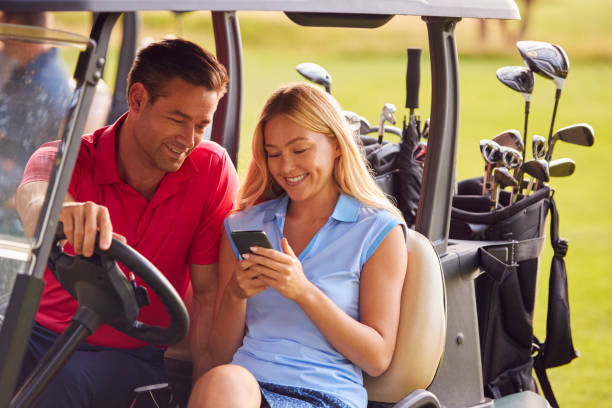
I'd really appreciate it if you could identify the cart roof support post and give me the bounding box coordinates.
[211,11,243,167]
[107,12,140,124]
[416,17,461,256]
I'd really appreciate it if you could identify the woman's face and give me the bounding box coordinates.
[264,114,340,204]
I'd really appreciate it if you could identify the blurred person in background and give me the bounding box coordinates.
[0,11,111,236]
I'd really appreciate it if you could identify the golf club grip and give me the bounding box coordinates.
[405,48,421,109]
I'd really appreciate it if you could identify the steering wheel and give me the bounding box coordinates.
[47,223,189,346]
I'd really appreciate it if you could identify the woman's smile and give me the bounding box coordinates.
[264,114,339,205]
[284,174,307,185]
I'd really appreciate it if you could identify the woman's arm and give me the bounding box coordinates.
[208,232,269,368]
[248,224,407,377]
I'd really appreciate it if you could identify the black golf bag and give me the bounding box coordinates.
[450,177,578,407]
[359,117,423,228]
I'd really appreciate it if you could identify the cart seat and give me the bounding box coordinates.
[364,229,446,405]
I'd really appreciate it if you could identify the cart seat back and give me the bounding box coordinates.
[364,229,446,403]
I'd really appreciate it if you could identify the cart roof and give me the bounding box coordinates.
[1,0,520,20]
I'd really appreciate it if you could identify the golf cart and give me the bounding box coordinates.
[0,1,560,407]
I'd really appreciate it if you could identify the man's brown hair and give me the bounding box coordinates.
[127,38,228,103]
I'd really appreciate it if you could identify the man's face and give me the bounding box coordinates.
[133,77,220,173]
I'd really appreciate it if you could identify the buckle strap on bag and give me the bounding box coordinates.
[553,238,568,258]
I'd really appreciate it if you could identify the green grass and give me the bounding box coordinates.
[50,3,612,406]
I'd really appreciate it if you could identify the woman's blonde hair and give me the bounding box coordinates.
[238,82,404,222]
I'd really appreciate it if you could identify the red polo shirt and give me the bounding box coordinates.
[20,113,239,348]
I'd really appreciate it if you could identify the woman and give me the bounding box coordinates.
[189,83,407,408]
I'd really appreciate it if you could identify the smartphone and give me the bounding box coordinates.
[230,230,273,258]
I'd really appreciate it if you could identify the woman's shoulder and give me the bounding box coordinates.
[355,200,400,226]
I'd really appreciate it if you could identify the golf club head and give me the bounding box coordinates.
[494,167,519,188]
[493,129,524,152]
[516,41,569,90]
[548,123,595,160]
[556,123,595,146]
[359,116,371,134]
[377,103,397,144]
[532,134,548,160]
[296,62,332,93]
[524,158,550,183]
[381,103,397,125]
[480,139,503,164]
[500,146,523,170]
[343,110,361,135]
[549,158,576,177]
[496,66,534,101]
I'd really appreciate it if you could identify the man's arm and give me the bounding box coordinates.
[15,180,51,238]
[15,181,115,255]
[189,263,218,381]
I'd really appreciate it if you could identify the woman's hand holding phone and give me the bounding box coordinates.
[243,238,314,303]
[229,230,273,299]
[228,256,270,299]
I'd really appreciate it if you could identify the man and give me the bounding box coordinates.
[15,38,238,407]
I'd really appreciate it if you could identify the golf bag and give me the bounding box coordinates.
[359,119,423,228]
[450,177,578,408]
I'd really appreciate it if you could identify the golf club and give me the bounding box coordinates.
[296,62,332,93]
[549,158,576,178]
[493,129,524,153]
[516,41,569,149]
[492,167,519,209]
[480,139,503,196]
[496,66,534,161]
[378,103,397,145]
[343,110,361,138]
[514,159,550,201]
[359,115,371,135]
[532,134,548,160]
[546,123,594,161]
[500,146,523,171]
[526,159,550,196]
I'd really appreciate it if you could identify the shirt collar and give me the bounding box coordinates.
[263,193,361,223]
[93,113,126,185]
[331,194,361,222]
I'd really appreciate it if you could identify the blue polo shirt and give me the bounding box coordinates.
[224,194,402,408]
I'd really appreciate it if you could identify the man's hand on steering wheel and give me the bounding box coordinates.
[59,201,126,257]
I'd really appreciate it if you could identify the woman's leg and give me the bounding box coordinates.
[188,364,261,408]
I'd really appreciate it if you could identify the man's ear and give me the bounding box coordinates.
[128,82,148,113]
